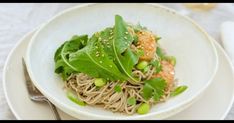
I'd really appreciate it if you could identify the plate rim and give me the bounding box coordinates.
[2,27,234,120]
[210,36,234,119]
[25,3,220,119]
[2,27,39,120]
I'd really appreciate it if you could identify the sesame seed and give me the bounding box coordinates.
[99,61,103,64]
[98,37,102,40]
[102,54,105,57]
[95,46,98,49]
[124,37,127,40]
[125,42,128,45]
[110,32,113,35]
[125,32,129,35]
[109,65,113,68]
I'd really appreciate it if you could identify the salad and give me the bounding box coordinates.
[54,15,187,115]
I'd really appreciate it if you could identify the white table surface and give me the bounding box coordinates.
[0,3,234,120]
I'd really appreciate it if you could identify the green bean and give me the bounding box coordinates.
[137,103,150,114]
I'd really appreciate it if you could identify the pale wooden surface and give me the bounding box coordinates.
[0,3,233,120]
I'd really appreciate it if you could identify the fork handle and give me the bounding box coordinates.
[44,99,61,120]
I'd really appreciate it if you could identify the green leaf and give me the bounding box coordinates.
[163,56,176,66]
[97,15,139,83]
[128,23,147,33]
[64,35,88,53]
[55,59,75,80]
[170,86,188,97]
[111,15,139,83]
[156,47,166,59]
[127,97,136,105]
[98,27,114,58]
[142,78,167,101]
[133,34,139,45]
[114,84,122,93]
[69,35,127,81]
[54,35,88,80]
[136,49,144,57]
[54,43,65,62]
[150,60,162,74]
[156,37,161,41]
[54,15,140,82]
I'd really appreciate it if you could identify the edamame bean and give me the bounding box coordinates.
[137,103,150,114]
[94,78,106,87]
[136,61,148,70]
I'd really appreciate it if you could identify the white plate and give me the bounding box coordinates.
[25,3,218,119]
[2,29,234,120]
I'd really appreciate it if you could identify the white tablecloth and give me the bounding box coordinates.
[0,3,234,120]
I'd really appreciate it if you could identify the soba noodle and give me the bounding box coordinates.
[65,65,176,115]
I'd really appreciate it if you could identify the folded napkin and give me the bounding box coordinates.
[221,21,234,64]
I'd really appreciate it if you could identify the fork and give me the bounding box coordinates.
[22,58,61,120]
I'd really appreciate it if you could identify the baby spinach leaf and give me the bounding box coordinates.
[54,15,140,82]
[55,59,75,80]
[98,27,114,58]
[63,35,88,53]
[142,77,166,101]
[54,43,65,62]
[68,34,127,81]
[96,15,139,83]
[111,15,139,83]
[54,35,88,80]
[170,86,188,97]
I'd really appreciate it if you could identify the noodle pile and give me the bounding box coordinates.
[65,64,177,115]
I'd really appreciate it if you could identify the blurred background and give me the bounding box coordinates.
[0,3,234,120]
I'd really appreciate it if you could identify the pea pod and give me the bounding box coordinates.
[170,86,188,97]
[67,91,86,106]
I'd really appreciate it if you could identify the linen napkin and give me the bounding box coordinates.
[221,21,234,64]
